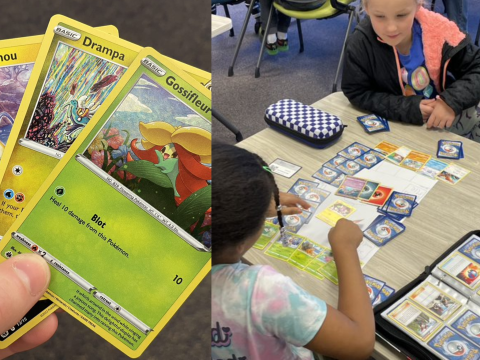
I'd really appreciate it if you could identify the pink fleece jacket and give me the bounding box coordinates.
[415,6,466,92]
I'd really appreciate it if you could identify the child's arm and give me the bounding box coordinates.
[440,42,480,116]
[342,33,424,125]
[266,192,311,216]
[426,97,456,129]
[304,219,375,360]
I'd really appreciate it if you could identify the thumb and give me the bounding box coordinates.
[0,254,50,333]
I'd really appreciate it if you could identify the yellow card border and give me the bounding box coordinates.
[409,280,463,322]
[0,15,140,189]
[387,300,443,342]
[439,252,480,290]
[0,301,57,349]
[435,162,471,186]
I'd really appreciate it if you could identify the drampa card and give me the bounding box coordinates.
[0,27,119,163]
[0,16,141,238]
[0,48,211,358]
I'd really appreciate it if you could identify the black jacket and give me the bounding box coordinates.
[341,10,480,125]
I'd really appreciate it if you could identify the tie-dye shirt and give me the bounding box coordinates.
[212,262,327,360]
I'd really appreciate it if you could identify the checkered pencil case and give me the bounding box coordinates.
[265,99,345,148]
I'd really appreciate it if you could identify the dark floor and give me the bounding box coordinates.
[0,1,211,359]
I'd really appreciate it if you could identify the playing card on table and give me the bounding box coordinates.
[364,215,405,246]
[358,180,380,201]
[419,159,449,179]
[374,141,399,157]
[288,179,319,196]
[384,191,417,217]
[335,176,367,199]
[437,140,464,160]
[357,114,390,133]
[436,163,470,185]
[386,146,411,165]
[362,185,393,206]
[372,285,395,307]
[354,150,384,169]
[337,142,371,160]
[336,160,365,176]
[330,173,346,188]
[364,274,386,305]
[312,166,342,183]
[323,155,348,170]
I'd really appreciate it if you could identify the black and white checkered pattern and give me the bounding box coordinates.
[266,99,343,139]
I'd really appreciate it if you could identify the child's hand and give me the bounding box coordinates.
[0,254,58,360]
[420,99,435,121]
[426,98,456,129]
[328,219,363,252]
[266,192,311,217]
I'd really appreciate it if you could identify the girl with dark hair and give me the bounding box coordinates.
[212,143,375,360]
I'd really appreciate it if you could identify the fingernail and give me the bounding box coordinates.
[13,254,50,296]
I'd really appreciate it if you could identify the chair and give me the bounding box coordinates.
[212,109,244,142]
[212,0,245,37]
[228,0,357,92]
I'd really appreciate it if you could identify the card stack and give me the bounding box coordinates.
[364,215,406,247]
[377,191,418,221]
[365,274,395,307]
[437,140,464,160]
[357,114,390,133]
